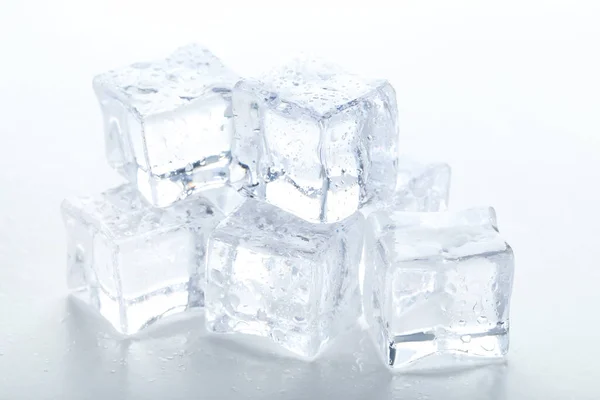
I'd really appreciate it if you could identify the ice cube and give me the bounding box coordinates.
[231,57,398,223]
[61,184,224,335]
[205,198,364,358]
[364,207,514,368]
[393,158,451,212]
[361,158,451,217]
[93,44,240,207]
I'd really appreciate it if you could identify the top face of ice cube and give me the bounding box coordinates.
[62,184,219,241]
[237,57,387,117]
[212,199,353,258]
[93,44,239,117]
[369,208,509,262]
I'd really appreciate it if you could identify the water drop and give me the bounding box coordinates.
[132,62,151,69]
[477,316,488,324]
[461,335,472,343]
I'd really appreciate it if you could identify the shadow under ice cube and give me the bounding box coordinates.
[93,44,239,207]
[231,57,398,223]
[61,184,224,335]
[205,199,364,358]
[364,208,514,368]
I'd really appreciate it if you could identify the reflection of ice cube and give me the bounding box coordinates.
[364,207,514,368]
[93,44,239,207]
[393,364,508,398]
[231,57,398,223]
[61,184,224,335]
[205,199,364,358]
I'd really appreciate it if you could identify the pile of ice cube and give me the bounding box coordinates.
[62,44,514,369]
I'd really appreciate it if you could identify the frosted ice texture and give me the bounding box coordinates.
[231,57,398,223]
[205,199,364,358]
[93,44,239,207]
[364,208,514,368]
[61,184,224,335]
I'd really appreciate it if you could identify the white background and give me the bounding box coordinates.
[1,1,599,399]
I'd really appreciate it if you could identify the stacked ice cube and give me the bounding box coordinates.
[62,44,514,369]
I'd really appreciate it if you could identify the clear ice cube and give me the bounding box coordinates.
[93,44,240,207]
[364,208,514,368]
[231,57,399,223]
[394,158,451,212]
[205,198,364,358]
[61,184,224,335]
[361,158,451,216]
